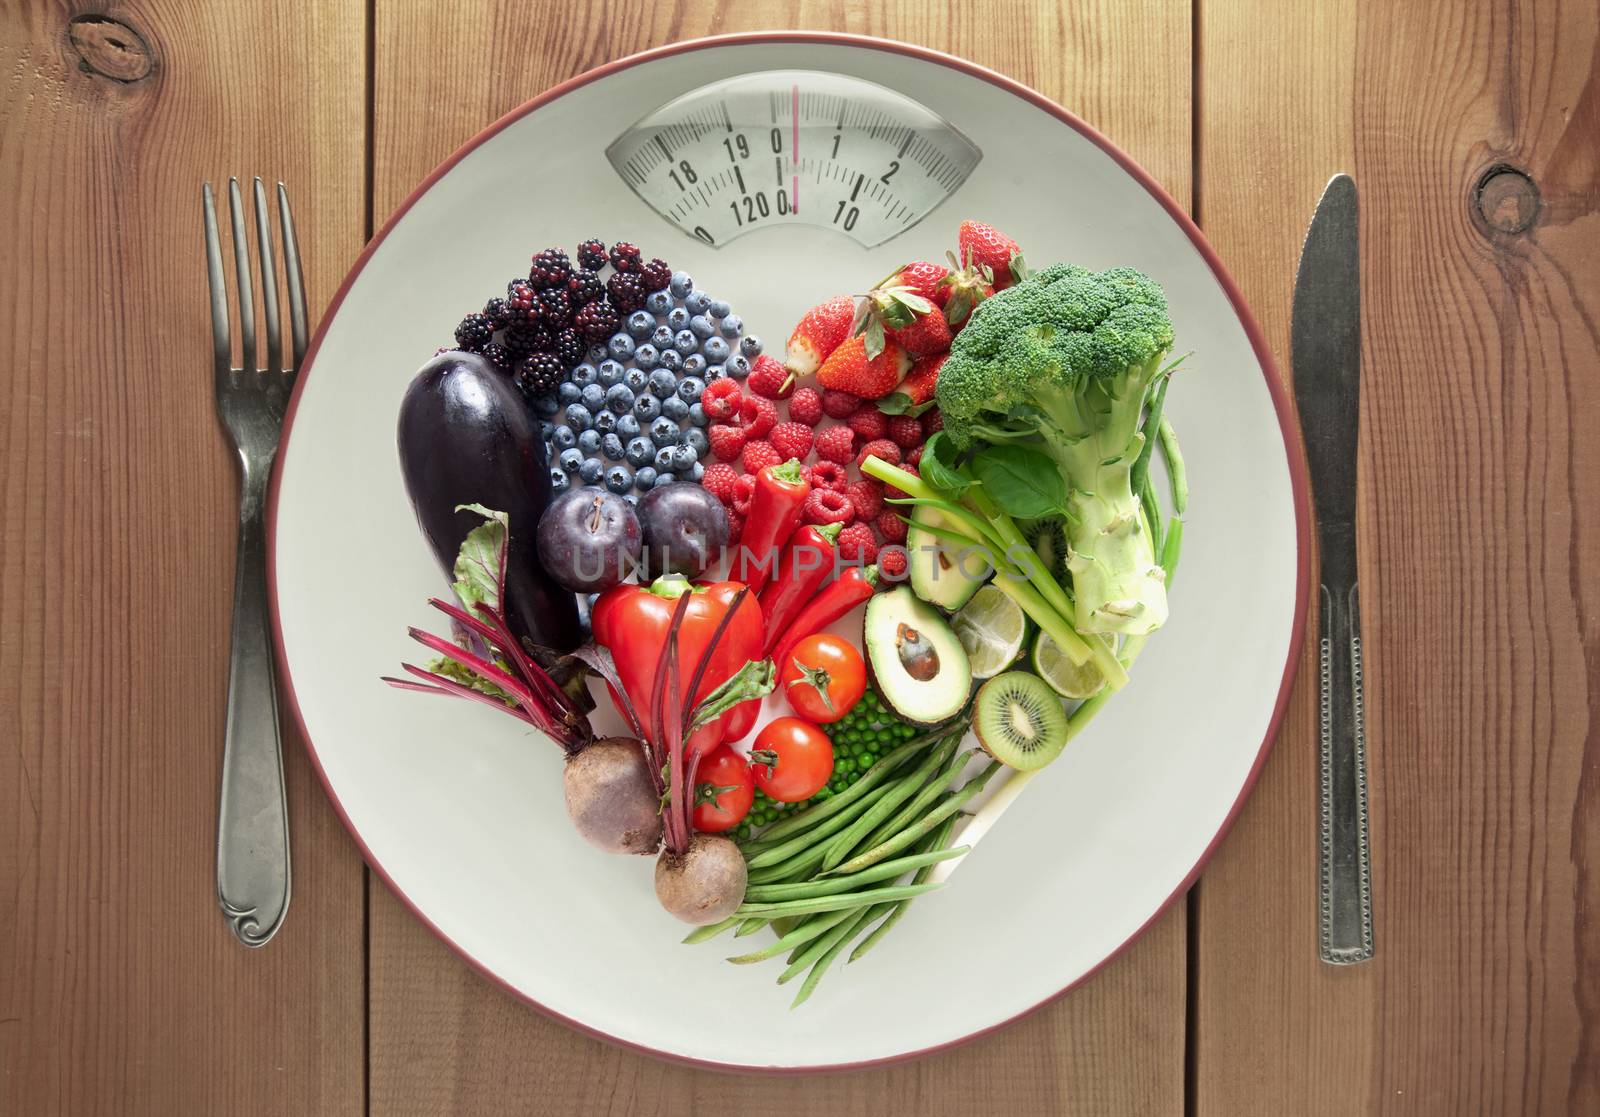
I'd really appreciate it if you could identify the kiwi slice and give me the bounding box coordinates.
[973,671,1070,771]
[1021,515,1071,586]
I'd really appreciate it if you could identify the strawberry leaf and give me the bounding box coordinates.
[864,315,887,359]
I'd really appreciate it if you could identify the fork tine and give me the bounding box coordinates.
[202,183,232,378]
[227,178,257,373]
[277,183,308,373]
[253,178,282,375]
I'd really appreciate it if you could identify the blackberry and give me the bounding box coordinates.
[553,328,585,369]
[567,268,604,308]
[515,353,564,399]
[505,279,541,325]
[538,287,572,323]
[481,341,513,370]
[576,238,608,270]
[503,323,554,357]
[639,257,672,293]
[482,296,510,326]
[529,247,572,289]
[606,271,646,313]
[453,313,495,352]
[608,241,642,273]
[574,299,620,342]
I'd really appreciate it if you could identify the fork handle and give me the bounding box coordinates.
[216,457,291,946]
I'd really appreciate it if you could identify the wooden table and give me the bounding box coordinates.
[3,1,1596,1112]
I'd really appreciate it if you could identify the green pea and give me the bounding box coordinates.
[859,752,876,767]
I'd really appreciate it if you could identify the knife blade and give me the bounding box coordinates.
[1292,173,1374,964]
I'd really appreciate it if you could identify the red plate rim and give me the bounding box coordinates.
[266,30,1311,1075]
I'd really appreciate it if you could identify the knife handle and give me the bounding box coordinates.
[1317,582,1374,964]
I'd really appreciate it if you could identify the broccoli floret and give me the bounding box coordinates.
[935,265,1177,636]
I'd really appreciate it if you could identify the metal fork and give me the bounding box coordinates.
[203,177,306,947]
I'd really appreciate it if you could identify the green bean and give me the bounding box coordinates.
[680,916,741,945]
[734,916,769,937]
[725,907,857,964]
[744,840,830,885]
[821,760,1000,877]
[735,881,944,919]
[849,817,958,963]
[749,729,950,844]
[742,845,969,903]
[744,779,900,869]
[777,904,876,985]
[856,745,971,855]
[1159,414,1187,514]
[819,736,959,870]
[792,906,885,1008]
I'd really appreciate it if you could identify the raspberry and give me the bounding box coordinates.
[701,380,742,423]
[905,443,925,467]
[725,509,746,546]
[814,425,856,464]
[788,386,823,426]
[640,257,673,293]
[921,408,943,437]
[747,354,794,400]
[805,461,848,493]
[885,464,919,501]
[738,396,777,439]
[855,438,901,470]
[769,421,813,460]
[846,407,887,442]
[741,440,781,475]
[821,389,861,419]
[803,488,853,526]
[730,475,756,517]
[877,545,909,580]
[876,509,908,543]
[708,423,747,462]
[887,414,924,449]
[846,478,885,521]
[701,462,740,505]
[837,522,878,563]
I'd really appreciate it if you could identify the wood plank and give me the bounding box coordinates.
[1194,0,1600,1112]
[0,3,368,1114]
[367,2,1191,1112]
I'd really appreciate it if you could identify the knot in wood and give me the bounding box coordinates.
[68,15,154,83]
[1473,164,1539,236]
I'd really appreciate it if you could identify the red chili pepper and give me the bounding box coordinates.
[758,522,843,654]
[770,564,879,677]
[733,459,809,594]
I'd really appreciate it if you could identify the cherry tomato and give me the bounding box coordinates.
[780,633,867,724]
[750,717,835,802]
[692,746,754,833]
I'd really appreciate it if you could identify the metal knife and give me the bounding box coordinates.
[1292,173,1373,964]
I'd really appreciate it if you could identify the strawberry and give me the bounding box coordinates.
[836,522,878,563]
[821,389,861,419]
[846,478,885,521]
[803,488,853,526]
[880,353,945,415]
[738,395,777,438]
[701,379,742,423]
[855,438,901,470]
[921,408,943,437]
[814,425,856,464]
[769,421,814,461]
[846,407,887,442]
[937,260,995,327]
[891,260,953,306]
[888,306,951,359]
[816,335,912,399]
[708,423,747,462]
[725,509,746,546]
[877,545,909,580]
[741,440,781,476]
[855,270,951,361]
[785,295,856,378]
[886,414,923,449]
[876,509,908,543]
[730,475,756,517]
[956,220,1024,290]
[805,461,848,493]
[787,386,823,426]
[747,354,795,400]
[700,462,740,505]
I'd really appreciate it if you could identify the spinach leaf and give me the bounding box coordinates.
[970,445,1066,519]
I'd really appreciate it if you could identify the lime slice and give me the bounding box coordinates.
[1031,628,1106,699]
[951,584,1027,678]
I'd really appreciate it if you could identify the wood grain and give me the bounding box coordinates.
[0,2,367,1114]
[366,2,1191,1112]
[1193,0,1600,1113]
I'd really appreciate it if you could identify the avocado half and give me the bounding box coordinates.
[863,585,974,726]
[906,505,987,611]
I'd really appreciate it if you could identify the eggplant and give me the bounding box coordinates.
[397,352,581,652]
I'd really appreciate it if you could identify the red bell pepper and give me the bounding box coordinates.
[733,459,809,594]
[770,564,879,678]
[591,574,764,757]
[758,522,843,654]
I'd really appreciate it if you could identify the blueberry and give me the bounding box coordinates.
[551,425,577,451]
[607,333,636,360]
[634,465,658,491]
[627,310,655,338]
[672,329,697,354]
[676,375,705,403]
[683,353,707,376]
[580,383,606,411]
[720,315,743,338]
[592,409,618,434]
[587,344,608,364]
[558,447,584,473]
[668,271,694,298]
[646,368,674,398]
[657,348,684,373]
[623,493,639,507]
[688,402,708,427]
[739,335,763,359]
[597,359,625,387]
[543,441,553,463]
[626,436,656,467]
[601,432,625,461]
[660,395,690,421]
[577,429,601,455]
[634,394,661,421]
[650,416,679,444]
[653,470,678,489]
[557,381,582,405]
[725,353,750,378]
[624,366,649,392]
[702,336,731,363]
[665,306,689,332]
[533,394,561,417]
[688,314,716,340]
[686,291,712,316]
[654,446,677,471]
[570,363,597,387]
[651,325,675,349]
[550,467,570,494]
[646,290,673,316]
[633,343,659,371]
[578,458,604,485]
[704,363,726,381]
[565,403,593,430]
[538,420,556,441]
[615,413,641,439]
[671,444,698,471]
[605,384,635,413]
[605,464,633,494]
[707,297,732,319]
[688,462,704,483]
[683,427,709,456]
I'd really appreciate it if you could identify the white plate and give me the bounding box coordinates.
[269,33,1308,1071]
